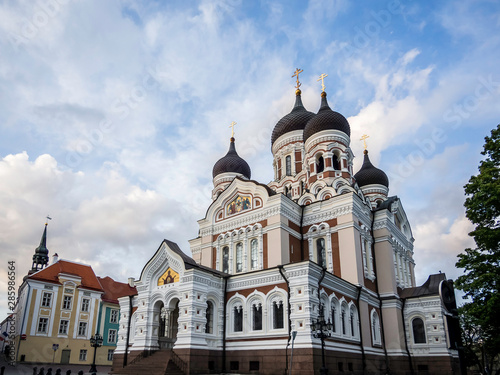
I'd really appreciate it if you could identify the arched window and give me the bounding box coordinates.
[331,299,339,333]
[371,310,381,345]
[316,238,326,268]
[235,243,243,273]
[350,306,359,338]
[332,154,340,170]
[285,155,292,176]
[273,301,284,329]
[206,301,214,334]
[222,246,229,273]
[234,305,243,332]
[250,239,258,270]
[252,303,262,330]
[317,155,324,173]
[350,311,355,337]
[412,318,426,344]
[341,307,346,335]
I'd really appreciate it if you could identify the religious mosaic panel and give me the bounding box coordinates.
[158,268,179,285]
[226,195,252,216]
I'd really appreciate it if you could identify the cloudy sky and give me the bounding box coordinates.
[1,0,499,319]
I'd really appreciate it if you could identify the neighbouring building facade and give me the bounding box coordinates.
[13,225,136,366]
[112,77,462,375]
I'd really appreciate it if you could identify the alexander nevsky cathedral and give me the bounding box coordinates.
[112,72,461,375]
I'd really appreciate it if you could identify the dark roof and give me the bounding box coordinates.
[354,150,389,188]
[212,138,251,179]
[98,276,137,304]
[303,92,351,142]
[271,91,315,146]
[400,273,446,299]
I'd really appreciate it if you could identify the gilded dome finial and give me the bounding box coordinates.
[292,68,303,95]
[360,134,370,152]
[317,73,328,93]
[229,121,237,138]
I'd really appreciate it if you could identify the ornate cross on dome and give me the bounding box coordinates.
[317,73,328,92]
[360,134,370,150]
[292,68,303,89]
[229,121,237,138]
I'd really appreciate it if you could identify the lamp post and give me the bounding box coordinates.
[312,303,332,375]
[89,332,103,375]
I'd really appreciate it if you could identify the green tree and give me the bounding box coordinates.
[456,124,500,375]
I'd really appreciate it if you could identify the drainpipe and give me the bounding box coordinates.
[16,283,31,363]
[401,298,415,375]
[356,285,366,374]
[123,295,133,367]
[222,276,228,373]
[300,205,305,260]
[278,266,291,375]
[370,211,390,373]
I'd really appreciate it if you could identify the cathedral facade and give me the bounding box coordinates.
[112,79,461,375]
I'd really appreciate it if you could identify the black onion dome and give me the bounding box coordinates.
[354,150,389,188]
[212,138,251,179]
[303,92,351,142]
[271,90,315,146]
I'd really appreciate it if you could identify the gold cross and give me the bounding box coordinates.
[229,121,237,138]
[360,134,370,150]
[317,73,328,92]
[292,68,303,89]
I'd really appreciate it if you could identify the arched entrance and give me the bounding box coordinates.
[158,298,179,349]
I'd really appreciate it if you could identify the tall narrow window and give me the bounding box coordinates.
[350,311,355,337]
[59,320,69,335]
[253,303,262,330]
[273,301,284,329]
[412,318,426,344]
[341,309,346,335]
[332,154,340,170]
[316,238,326,268]
[285,155,292,176]
[234,306,243,332]
[206,301,214,334]
[331,306,337,333]
[81,298,90,312]
[235,243,243,273]
[108,329,117,343]
[317,155,324,173]
[38,318,48,333]
[250,239,258,270]
[78,322,87,336]
[223,246,229,273]
[62,295,72,310]
[110,309,118,324]
[41,292,52,307]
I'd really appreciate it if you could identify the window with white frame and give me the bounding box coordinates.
[233,305,243,332]
[316,238,326,268]
[78,321,87,336]
[62,295,72,310]
[331,299,339,334]
[332,153,340,170]
[59,320,69,335]
[222,246,229,273]
[81,298,90,312]
[412,317,426,344]
[371,310,381,345]
[37,317,48,333]
[350,305,359,339]
[235,243,243,273]
[285,155,292,176]
[250,239,258,270]
[316,154,324,173]
[41,292,52,307]
[252,303,263,331]
[206,301,214,334]
[341,305,347,335]
[273,301,284,329]
[107,349,114,361]
[79,349,87,361]
[110,309,118,323]
[108,329,117,343]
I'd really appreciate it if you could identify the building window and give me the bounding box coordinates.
[81,298,90,312]
[285,155,292,176]
[412,318,426,344]
[234,306,243,332]
[273,301,284,329]
[108,329,117,343]
[59,320,69,335]
[62,295,72,310]
[316,238,326,268]
[41,292,52,307]
[252,303,262,331]
[250,239,258,270]
[372,311,381,345]
[284,185,292,198]
[37,317,48,333]
[331,303,338,333]
[79,349,87,361]
[341,308,346,335]
[110,309,118,324]
[222,246,229,273]
[316,155,324,173]
[107,349,114,361]
[78,322,87,336]
[206,301,214,334]
[235,243,243,273]
[332,154,340,170]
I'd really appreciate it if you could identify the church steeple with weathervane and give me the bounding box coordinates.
[30,216,51,273]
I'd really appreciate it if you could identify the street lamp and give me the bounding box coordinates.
[312,303,333,375]
[89,332,103,374]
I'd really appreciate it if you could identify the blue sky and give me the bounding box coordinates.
[1,0,499,319]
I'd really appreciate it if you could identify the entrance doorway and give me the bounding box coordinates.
[61,349,71,364]
[157,299,179,349]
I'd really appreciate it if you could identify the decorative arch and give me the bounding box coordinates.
[411,316,426,344]
[370,309,381,345]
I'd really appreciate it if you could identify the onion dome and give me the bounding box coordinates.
[354,150,389,188]
[271,89,315,146]
[212,137,251,179]
[303,92,351,142]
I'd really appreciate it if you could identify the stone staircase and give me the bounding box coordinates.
[113,350,185,375]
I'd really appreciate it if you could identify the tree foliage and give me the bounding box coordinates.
[456,124,500,374]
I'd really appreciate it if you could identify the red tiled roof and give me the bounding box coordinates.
[29,260,103,292]
[97,276,137,305]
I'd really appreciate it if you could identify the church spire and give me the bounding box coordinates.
[31,219,51,273]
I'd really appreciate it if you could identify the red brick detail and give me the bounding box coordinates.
[332,232,341,277]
